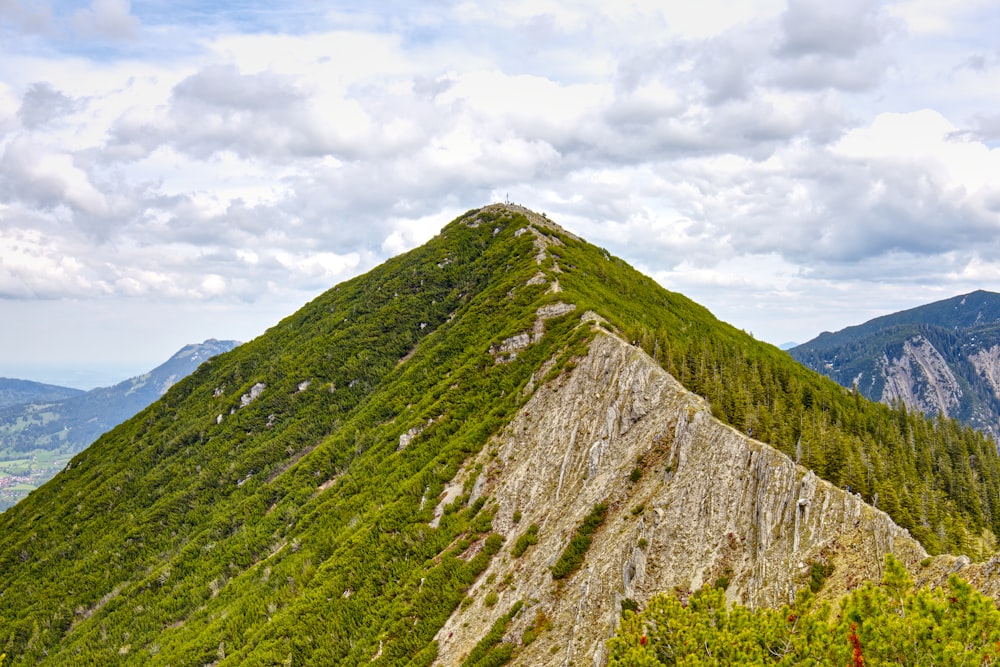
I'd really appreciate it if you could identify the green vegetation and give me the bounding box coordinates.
[551,502,608,580]
[1,205,999,665]
[608,555,1000,666]
[511,523,539,558]
[460,600,522,667]
[809,561,835,593]
[521,609,551,646]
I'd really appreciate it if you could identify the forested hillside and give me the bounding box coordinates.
[0,206,998,665]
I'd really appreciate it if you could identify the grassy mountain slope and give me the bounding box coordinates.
[790,291,1000,437]
[1,206,998,665]
[0,340,239,511]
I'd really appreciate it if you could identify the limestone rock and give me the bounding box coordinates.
[433,327,934,667]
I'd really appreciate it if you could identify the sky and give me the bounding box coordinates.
[1,1,999,388]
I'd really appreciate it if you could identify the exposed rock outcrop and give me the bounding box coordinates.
[434,325,956,667]
[970,344,1000,396]
[879,335,962,418]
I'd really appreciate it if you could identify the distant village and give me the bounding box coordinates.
[0,473,34,489]
[0,462,63,510]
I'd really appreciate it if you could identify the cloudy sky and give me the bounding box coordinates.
[1,0,999,388]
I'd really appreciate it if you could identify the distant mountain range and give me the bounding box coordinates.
[0,378,84,409]
[0,338,239,510]
[790,290,1000,439]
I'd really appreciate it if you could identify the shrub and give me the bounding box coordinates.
[808,561,834,593]
[551,503,608,580]
[511,524,539,558]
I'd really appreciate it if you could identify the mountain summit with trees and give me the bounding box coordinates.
[1,205,999,665]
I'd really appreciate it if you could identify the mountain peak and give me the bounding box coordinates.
[2,208,1000,664]
[472,202,581,241]
[166,338,242,364]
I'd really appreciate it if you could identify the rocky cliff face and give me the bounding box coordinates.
[970,345,1000,397]
[791,292,1000,440]
[432,320,989,667]
[879,335,962,418]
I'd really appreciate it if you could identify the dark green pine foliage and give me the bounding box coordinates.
[0,206,999,665]
[550,502,608,580]
[608,555,1000,665]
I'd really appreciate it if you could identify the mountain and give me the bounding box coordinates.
[1,205,999,666]
[0,378,83,409]
[789,290,1000,439]
[0,339,240,511]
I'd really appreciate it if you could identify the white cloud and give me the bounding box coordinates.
[200,273,226,296]
[274,250,362,286]
[0,225,94,298]
[0,136,109,215]
[72,0,139,39]
[1,0,1000,364]
[0,0,51,34]
[834,109,1000,193]
[885,0,993,35]
[381,209,459,255]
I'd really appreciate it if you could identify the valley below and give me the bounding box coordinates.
[0,451,72,510]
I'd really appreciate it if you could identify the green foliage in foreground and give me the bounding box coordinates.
[551,502,607,579]
[609,555,1000,666]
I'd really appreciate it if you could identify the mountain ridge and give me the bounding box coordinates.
[0,378,83,410]
[432,326,929,665]
[790,290,1000,438]
[1,205,999,665]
